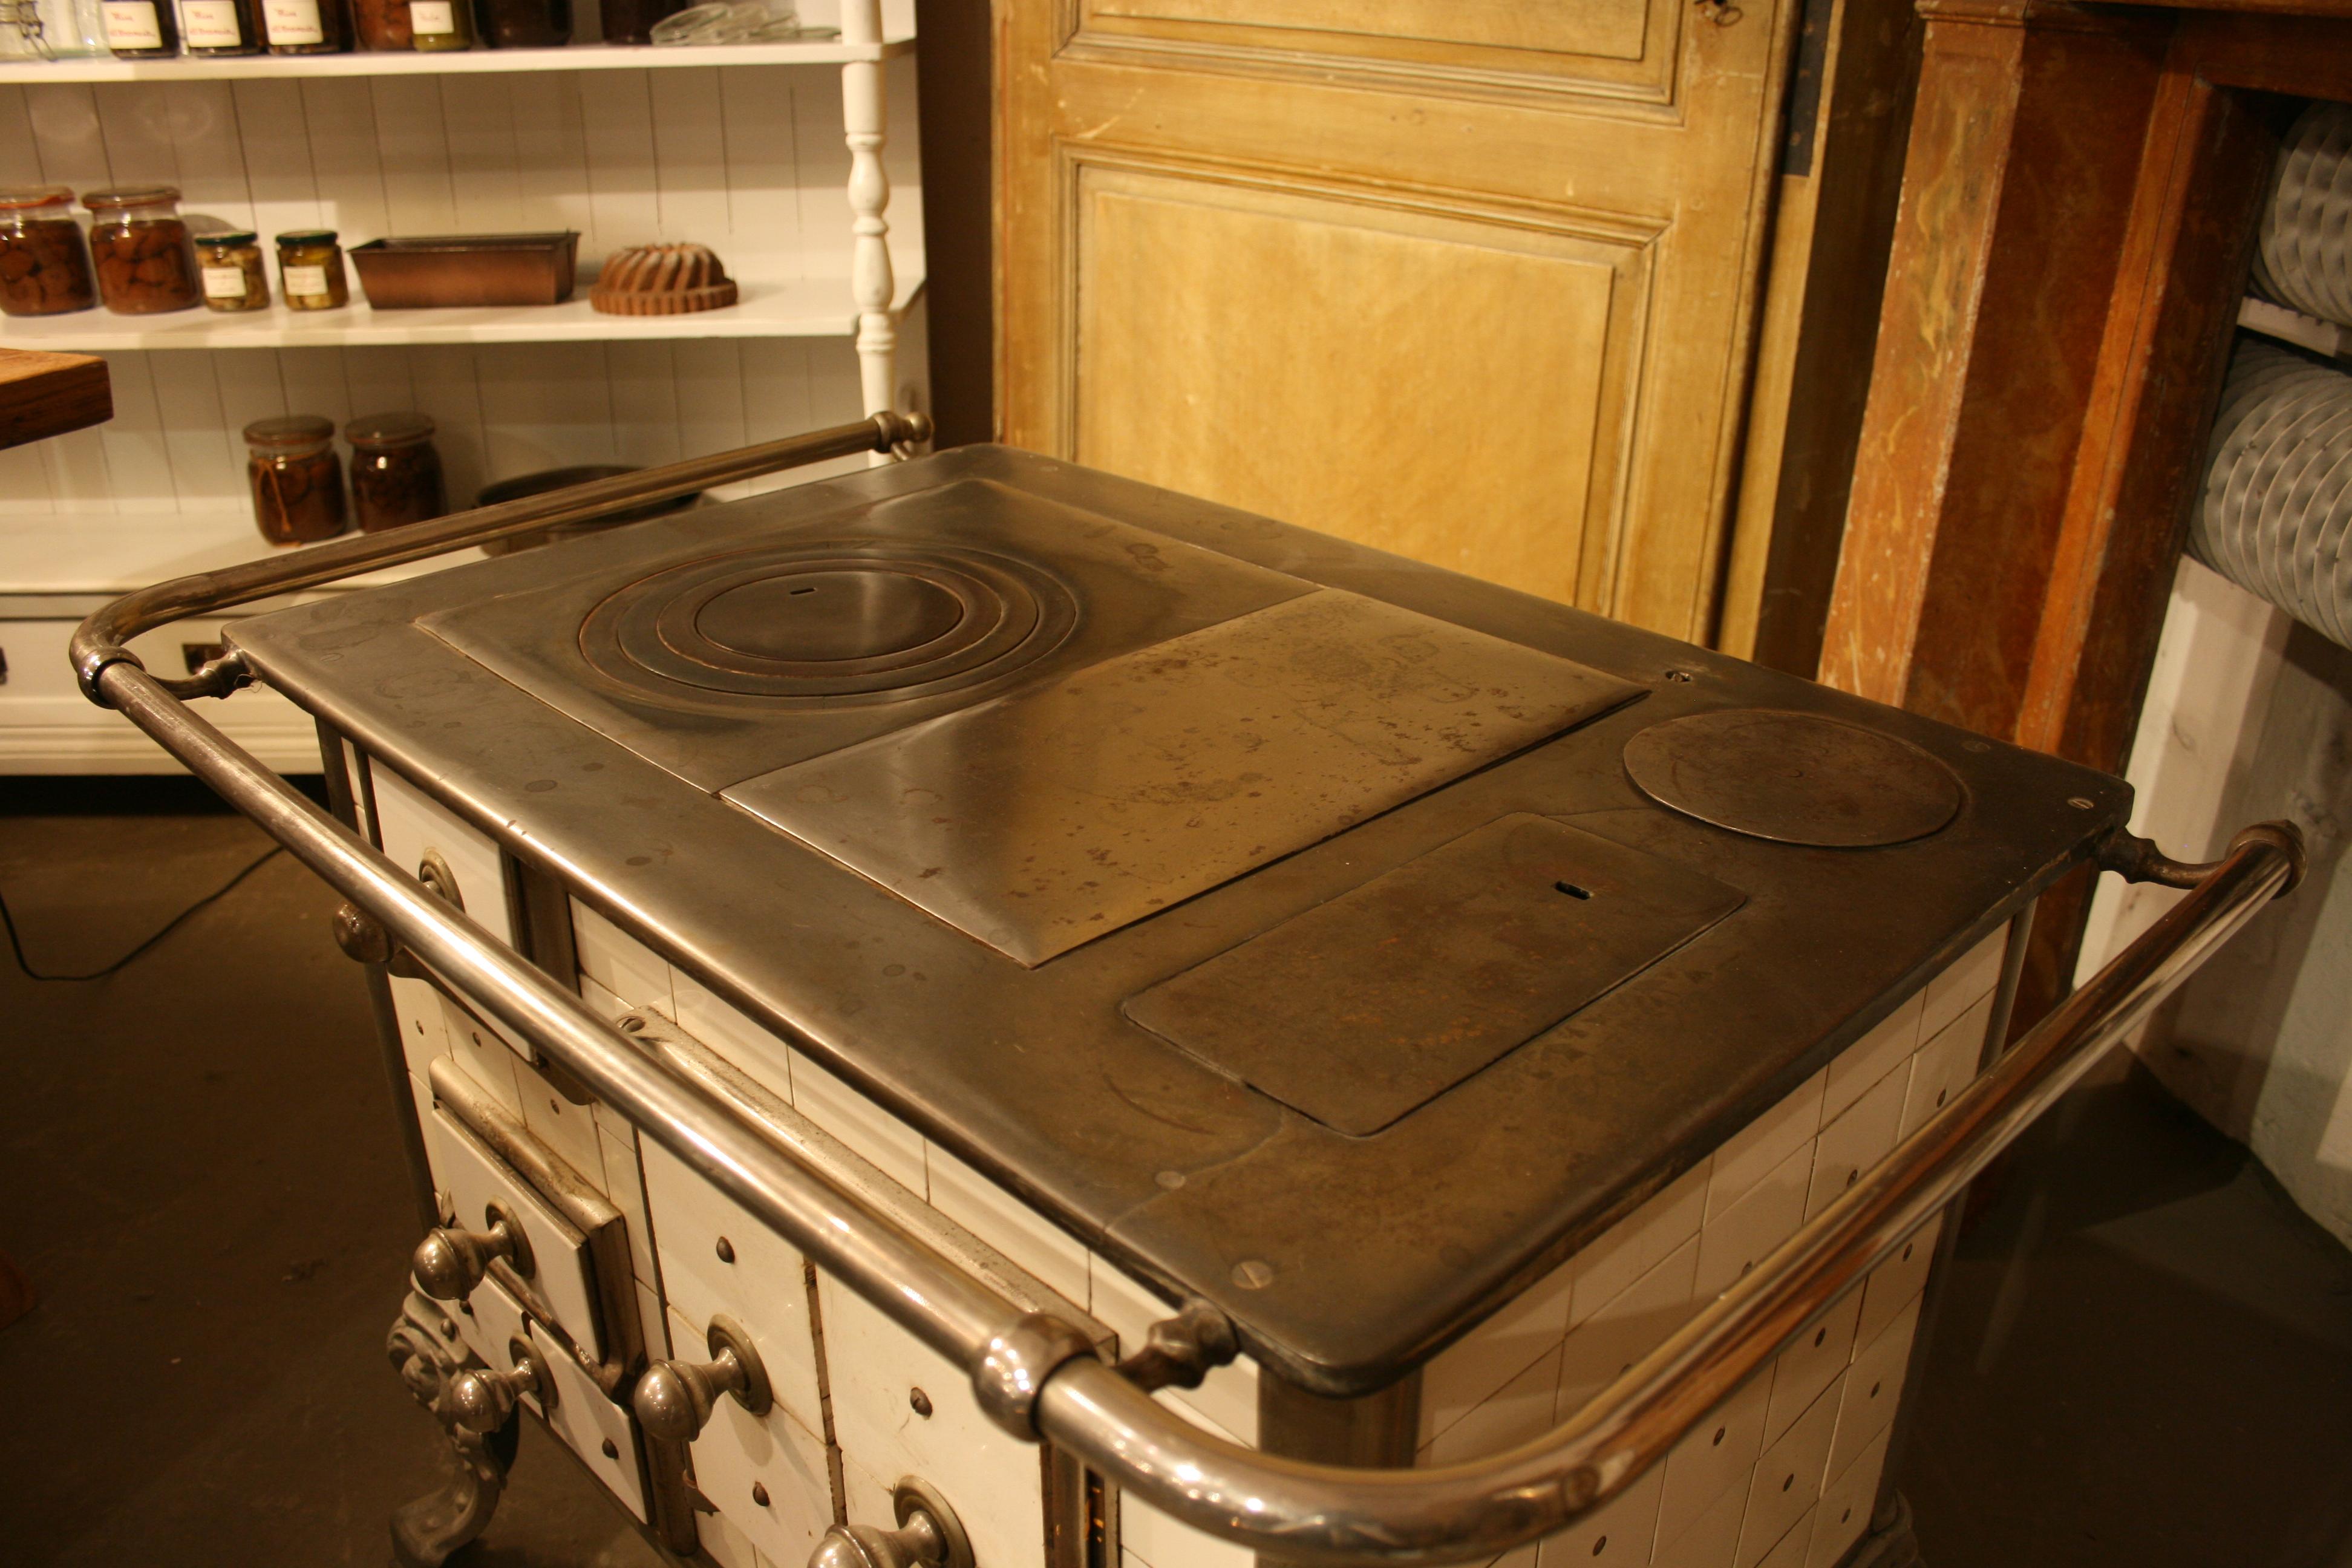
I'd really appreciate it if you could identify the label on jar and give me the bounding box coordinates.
[100,0,163,48]
[408,0,455,33]
[263,0,323,44]
[202,265,250,299]
[283,263,329,298]
[181,0,244,45]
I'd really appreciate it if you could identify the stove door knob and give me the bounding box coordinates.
[809,1478,973,1568]
[413,1202,534,1301]
[632,1314,770,1442]
[449,1336,552,1433]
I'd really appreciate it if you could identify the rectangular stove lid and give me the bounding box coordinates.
[228,446,2132,1395]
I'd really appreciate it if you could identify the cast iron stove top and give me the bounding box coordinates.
[229,446,2131,1393]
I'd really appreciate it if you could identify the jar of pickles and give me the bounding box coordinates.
[245,416,347,545]
[275,229,348,311]
[345,412,445,532]
[0,187,98,318]
[196,230,268,312]
[85,186,200,314]
[260,0,347,50]
[407,0,472,48]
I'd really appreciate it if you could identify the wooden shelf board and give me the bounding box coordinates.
[0,35,910,84]
[0,272,922,352]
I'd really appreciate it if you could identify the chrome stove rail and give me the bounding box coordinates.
[73,417,2305,1566]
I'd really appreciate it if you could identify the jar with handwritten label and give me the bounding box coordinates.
[245,416,348,545]
[100,0,175,54]
[0,188,97,318]
[85,186,201,314]
[261,0,347,51]
[276,230,350,312]
[407,0,471,47]
[197,230,269,313]
[181,0,261,53]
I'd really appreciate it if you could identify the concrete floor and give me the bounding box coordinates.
[2,779,2348,1567]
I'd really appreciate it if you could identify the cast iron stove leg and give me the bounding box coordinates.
[385,1287,518,1567]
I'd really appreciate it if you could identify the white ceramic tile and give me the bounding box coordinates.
[531,1318,648,1520]
[1821,994,1921,1126]
[440,995,523,1114]
[1570,1160,1710,1327]
[578,973,633,1025]
[1762,1292,1861,1448]
[1806,1429,1889,1568]
[1695,1142,1811,1301]
[1805,1068,1906,1220]
[1485,1544,1537,1568]
[1734,1375,1841,1568]
[425,1106,606,1361]
[516,1056,607,1191]
[636,1276,670,1358]
[817,1269,1050,1568]
[454,1275,538,1417]
[1921,929,2006,1043]
[671,1305,835,1568]
[601,1126,658,1289]
[1426,1344,1561,1466]
[1653,1473,1746,1568]
[1755,1506,1814,1568]
[1901,995,1993,1139]
[1421,1256,1578,1446]
[1088,1253,1258,1445]
[640,1135,825,1432]
[791,1048,927,1196]
[673,970,795,1106]
[1706,1070,1825,1223]
[697,1507,765,1568]
[1558,1235,1702,1420]
[1854,1214,1940,1350]
[1535,1456,1664,1567]
[592,1096,639,1148]
[1655,1368,1769,1535]
[1826,1298,1921,1483]
[389,975,450,1080]
[925,1143,1089,1305]
[570,896,676,1015]
[372,764,514,944]
[1121,1491,1255,1568]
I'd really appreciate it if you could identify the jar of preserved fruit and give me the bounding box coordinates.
[475,0,565,48]
[261,0,346,51]
[0,187,98,318]
[345,411,446,532]
[348,0,405,47]
[84,186,200,314]
[196,230,269,312]
[275,229,349,311]
[407,0,472,48]
[245,416,348,545]
[100,0,177,54]
[180,0,260,53]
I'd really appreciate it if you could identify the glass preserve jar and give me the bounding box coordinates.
[99,0,175,54]
[407,0,472,48]
[260,0,345,51]
[245,416,347,545]
[85,186,200,314]
[346,412,446,532]
[348,0,405,47]
[196,230,268,312]
[275,229,349,310]
[0,187,98,318]
[34,0,113,56]
[475,0,566,48]
[180,0,260,52]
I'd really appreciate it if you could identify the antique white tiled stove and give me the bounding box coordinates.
[73,426,2299,1568]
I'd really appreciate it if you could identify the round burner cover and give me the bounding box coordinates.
[696,570,966,663]
[1622,708,1964,848]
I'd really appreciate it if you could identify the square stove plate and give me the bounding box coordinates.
[724,592,1644,965]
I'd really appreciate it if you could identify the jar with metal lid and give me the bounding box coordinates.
[275,229,349,311]
[244,416,348,545]
[34,0,112,57]
[405,0,472,48]
[345,411,446,532]
[196,230,269,312]
[0,186,97,318]
[84,186,200,314]
[475,0,566,48]
[260,0,346,51]
[99,0,176,53]
[180,0,260,53]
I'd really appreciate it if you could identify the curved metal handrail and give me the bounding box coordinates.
[74,420,2304,1566]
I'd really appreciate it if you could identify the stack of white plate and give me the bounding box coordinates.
[2253,101,2352,328]
[2191,338,2352,650]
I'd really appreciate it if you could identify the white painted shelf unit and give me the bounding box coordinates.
[0,0,926,773]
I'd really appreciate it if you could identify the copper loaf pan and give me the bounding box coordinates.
[349,232,580,309]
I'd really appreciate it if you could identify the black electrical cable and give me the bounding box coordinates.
[0,845,284,982]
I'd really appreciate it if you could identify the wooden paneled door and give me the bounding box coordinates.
[995,0,1805,641]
